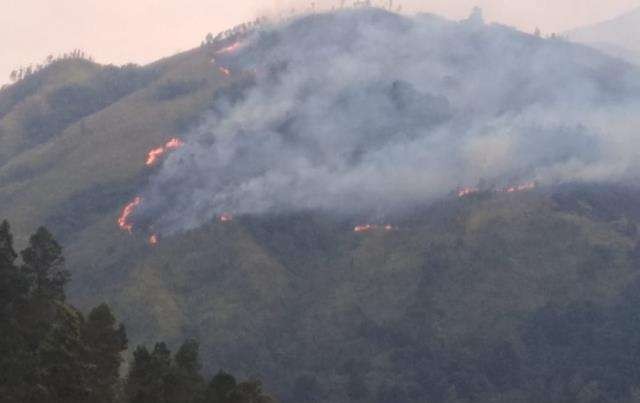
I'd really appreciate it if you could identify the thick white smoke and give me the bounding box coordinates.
[136,8,640,234]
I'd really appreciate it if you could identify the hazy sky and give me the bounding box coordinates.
[1,0,639,85]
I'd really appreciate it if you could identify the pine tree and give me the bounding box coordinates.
[125,343,173,403]
[34,304,89,403]
[21,227,69,301]
[0,221,32,402]
[204,371,237,403]
[18,227,69,365]
[228,380,276,403]
[0,220,22,312]
[14,227,85,403]
[125,346,153,403]
[82,304,128,403]
[168,339,205,402]
[175,339,202,374]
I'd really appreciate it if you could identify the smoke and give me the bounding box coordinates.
[134,8,640,234]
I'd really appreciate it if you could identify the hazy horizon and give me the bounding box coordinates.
[2,0,639,85]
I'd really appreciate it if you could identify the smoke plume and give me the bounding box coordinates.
[134,8,640,234]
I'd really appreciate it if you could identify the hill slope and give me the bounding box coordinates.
[566,7,640,65]
[3,9,640,403]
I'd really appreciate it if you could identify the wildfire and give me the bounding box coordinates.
[216,41,242,55]
[503,182,536,193]
[458,187,480,198]
[457,182,537,198]
[146,147,165,166]
[118,197,142,233]
[219,67,231,76]
[354,224,375,233]
[354,224,396,233]
[165,138,184,149]
[149,234,158,245]
[146,138,185,166]
[219,213,234,222]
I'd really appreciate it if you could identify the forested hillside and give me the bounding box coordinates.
[3,8,640,403]
[0,221,276,402]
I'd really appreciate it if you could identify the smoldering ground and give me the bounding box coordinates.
[133,8,640,234]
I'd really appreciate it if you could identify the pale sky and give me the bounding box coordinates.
[1,0,639,85]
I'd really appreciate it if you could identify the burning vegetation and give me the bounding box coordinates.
[145,138,184,167]
[458,187,480,198]
[117,138,185,236]
[219,213,234,222]
[215,41,243,55]
[118,197,142,233]
[354,224,396,233]
[504,182,536,193]
[458,182,537,198]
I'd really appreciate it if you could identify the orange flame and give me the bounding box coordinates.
[146,138,185,166]
[146,147,165,166]
[354,224,396,233]
[219,67,231,76]
[118,197,142,233]
[458,187,480,198]
[165,138,184,150]
[457,182,536,198]
[502,182,536,193]
[219,213,234,222]
[354,224,375,233]
[216,42,242,55]
[149,234,158,245]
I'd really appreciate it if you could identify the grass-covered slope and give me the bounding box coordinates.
[0,44,231,239]
[2,10,640,403]
[89,186,640,402]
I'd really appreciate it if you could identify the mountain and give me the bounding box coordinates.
[566,7,640,65]
[3,8,640,403]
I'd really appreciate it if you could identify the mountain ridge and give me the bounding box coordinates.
[566,6,640,65]
[3,9,640,403]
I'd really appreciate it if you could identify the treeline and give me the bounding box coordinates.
[8,49,93,84]
[21,63,158,145]
[0,221,276,403]
[0,62,159,153]
[201,18,265,48]
[198,0,404,48]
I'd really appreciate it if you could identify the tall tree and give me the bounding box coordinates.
[21,227,69,301]
[165,339,205,403]
[82,304,128,403]
[0,220,23,312]
[0,221,31,403]
[125,343,173,403]
[14,226,85,403]
[34,304,89,403]
[228,380,276,403]
[204,371,237,403]
[125,346,157,403]
[18,227,68,361]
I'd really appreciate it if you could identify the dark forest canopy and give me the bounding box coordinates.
[0,220,276,403]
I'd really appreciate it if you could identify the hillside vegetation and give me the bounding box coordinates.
[3,9,640,403]
[0,221,276,403]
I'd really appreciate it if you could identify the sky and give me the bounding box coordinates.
[1,0,639,85]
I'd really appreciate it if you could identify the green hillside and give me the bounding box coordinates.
[3,11,640,403]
